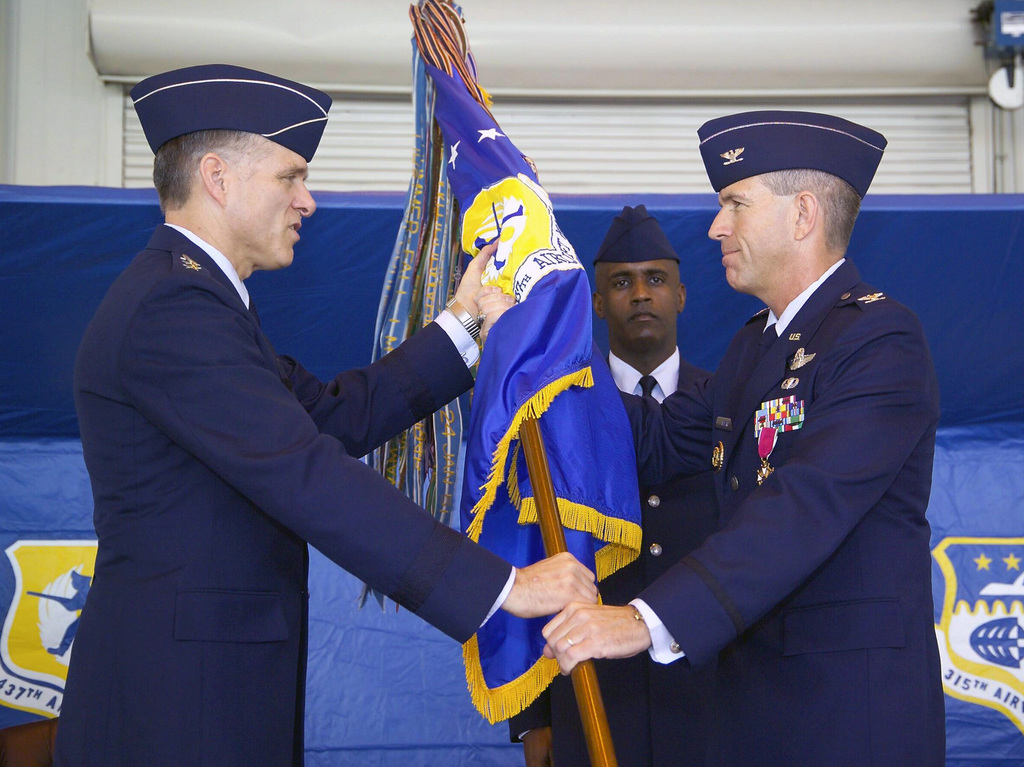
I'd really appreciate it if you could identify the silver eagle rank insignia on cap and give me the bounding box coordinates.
[720,148,745,166]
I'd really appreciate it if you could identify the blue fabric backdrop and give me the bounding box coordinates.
[0,185,1022,765]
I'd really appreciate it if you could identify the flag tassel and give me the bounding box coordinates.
[519,417,620,767]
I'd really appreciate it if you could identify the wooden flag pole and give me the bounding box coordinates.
[519,417,619,767]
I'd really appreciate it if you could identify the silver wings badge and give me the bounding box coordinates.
[789,347,815,370]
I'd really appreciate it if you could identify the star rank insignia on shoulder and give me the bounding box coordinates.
[858,292,886,303]
[179,254,202,271]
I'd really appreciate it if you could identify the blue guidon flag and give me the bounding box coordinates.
[409,0,641,722]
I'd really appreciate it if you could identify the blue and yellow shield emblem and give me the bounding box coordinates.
[461,173,581,301]
[934,536,1024,734]
[0,539,97,716]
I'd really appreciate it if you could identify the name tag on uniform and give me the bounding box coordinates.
[715,416,732,431]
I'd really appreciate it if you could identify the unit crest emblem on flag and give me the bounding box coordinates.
[933,536,1024,734]
[463,173,580,302]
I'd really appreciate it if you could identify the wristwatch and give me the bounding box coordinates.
[445,297,481,340]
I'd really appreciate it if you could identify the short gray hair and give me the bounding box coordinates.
[759,169,861,255]
[152,130,268,213]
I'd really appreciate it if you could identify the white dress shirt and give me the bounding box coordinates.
[608,347,680,404]
[765,259,845,337]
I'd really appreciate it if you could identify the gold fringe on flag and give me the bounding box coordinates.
[462,635,562,725]
[465,366,594,541]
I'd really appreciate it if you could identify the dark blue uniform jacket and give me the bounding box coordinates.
[629,260,945,766]
[57,225,512,767]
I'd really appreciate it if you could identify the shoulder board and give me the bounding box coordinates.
[836,289,886,307]
[745,307,770,325]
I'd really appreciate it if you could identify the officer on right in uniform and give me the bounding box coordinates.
[542,111,946,767]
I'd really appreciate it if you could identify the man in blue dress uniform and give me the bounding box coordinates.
[513,205,718,767]
[57,64,597,767]
[542,112,946,766]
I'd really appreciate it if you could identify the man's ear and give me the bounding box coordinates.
[592,291,605,319]
[793,191,820,242]
[677,282,687,314]
[198,152,230,206]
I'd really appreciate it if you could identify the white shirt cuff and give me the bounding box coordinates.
[631,598,686,664]
[483,567,517,626]
[433,312,480,368]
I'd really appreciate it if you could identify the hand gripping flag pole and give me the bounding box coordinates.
[407,4,641,760]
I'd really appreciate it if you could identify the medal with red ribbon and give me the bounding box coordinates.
[756,423,777,484]
[754,395,806,485]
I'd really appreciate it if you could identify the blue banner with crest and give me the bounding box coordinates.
[410,0,641,722]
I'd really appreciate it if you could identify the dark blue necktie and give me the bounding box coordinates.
[639,375,658,399]
[755,322,777,362]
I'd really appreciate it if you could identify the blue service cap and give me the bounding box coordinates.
[130,64,332,162]
[594,205,679,264]
[697,110,886,198]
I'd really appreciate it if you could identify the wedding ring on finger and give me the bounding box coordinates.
[564,635,576,647]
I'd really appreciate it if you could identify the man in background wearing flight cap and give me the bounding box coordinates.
[57,64,597,767]
[542,112,945,766]
[512,205,718,766]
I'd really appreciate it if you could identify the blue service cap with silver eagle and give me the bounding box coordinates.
[130,64,332,162]
[697,110,886,198]
[594,204,679,264]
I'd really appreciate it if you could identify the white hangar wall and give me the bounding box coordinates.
[3,0,1024,192]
